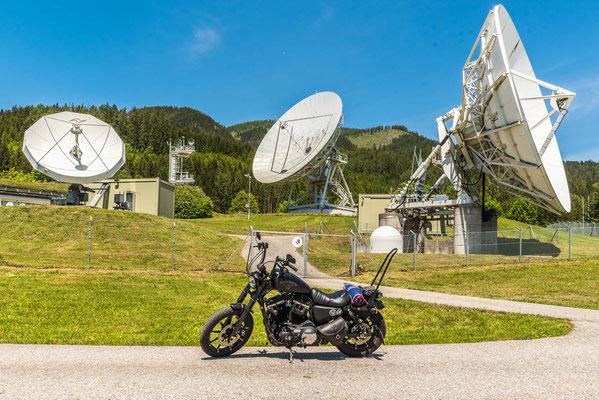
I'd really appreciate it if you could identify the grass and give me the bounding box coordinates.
[346,129,408,148]
[190,212,355,235]
[0,267,571,346]
[1,205,597,311]
[0,179,69,194]
[308,224,599,309]
[0,205,247,272]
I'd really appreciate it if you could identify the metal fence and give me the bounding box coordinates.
[231,223,575,279]
[22,216,577,275]
[547,222,598,237]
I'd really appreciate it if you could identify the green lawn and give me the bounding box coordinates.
[190,212,355,235]
[0,179,69,194]
[1,206,598,312]
[0,268,571,346]
[309,231,599,309]
[0,205,247,272]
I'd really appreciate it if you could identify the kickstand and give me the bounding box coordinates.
[287,347,296,363]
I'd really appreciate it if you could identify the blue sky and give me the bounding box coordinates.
[1,1,597,160]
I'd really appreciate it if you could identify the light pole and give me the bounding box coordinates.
[244,173,252,220]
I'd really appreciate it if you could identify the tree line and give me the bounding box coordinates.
[0,104,597,223]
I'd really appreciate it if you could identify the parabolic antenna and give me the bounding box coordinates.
[253,92,343,184]
[23,111,125,184]
[449,4,575,213]
[253,92,355,214]
[392,4,575,215]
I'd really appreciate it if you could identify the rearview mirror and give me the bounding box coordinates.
[255,232,261,240]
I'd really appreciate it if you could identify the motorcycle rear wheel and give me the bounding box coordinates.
[200,306,253,357]
[335,312,386,357]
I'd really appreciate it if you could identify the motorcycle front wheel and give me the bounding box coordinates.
[336,312,386,357]
[200,306,254,357]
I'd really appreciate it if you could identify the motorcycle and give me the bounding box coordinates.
[200,233,397,360]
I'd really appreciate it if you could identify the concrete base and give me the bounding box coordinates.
[453,205,498,255]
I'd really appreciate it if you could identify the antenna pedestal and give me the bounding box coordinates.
[286,151,356,215]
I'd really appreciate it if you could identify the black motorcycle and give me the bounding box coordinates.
[200,233,397,359]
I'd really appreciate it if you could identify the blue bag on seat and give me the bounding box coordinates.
[344,283,365,306]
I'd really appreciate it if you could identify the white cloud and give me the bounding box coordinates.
[566,75,599,115]
[190,27,220,54]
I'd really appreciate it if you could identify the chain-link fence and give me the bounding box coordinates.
[238,222,578,279]
[547,222,599,237]
[3,210,582,276]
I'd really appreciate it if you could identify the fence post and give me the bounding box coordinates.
[411,231,417,271]
[557,227,559,245]
[249,226,255,272]
[568,222,572,261]
[465,229,469,267]
[172,221,176,271]
[515,227,522,263]
[303,232,308,278]
[87,216,92,270]
[350,231,357,277]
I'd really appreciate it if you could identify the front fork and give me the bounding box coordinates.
[230,284,262,338]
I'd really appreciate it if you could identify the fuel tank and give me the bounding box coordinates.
[273,271,311,294]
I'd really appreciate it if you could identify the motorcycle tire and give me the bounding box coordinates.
[200,306,254,357]
[335,312,386,358]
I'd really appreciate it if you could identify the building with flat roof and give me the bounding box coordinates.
[85,178,175,218]
[0,186,64,206]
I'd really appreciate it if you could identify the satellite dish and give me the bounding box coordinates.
[252,92,355,214]
[22,111,125,184]
[253,92,343,184]
[252,92,356,214]
[452,4,575,213]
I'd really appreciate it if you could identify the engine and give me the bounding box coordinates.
[265,294,318,346]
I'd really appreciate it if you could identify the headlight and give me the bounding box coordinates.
[249,275,257,289]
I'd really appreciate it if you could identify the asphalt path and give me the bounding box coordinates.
[0,235,597,399]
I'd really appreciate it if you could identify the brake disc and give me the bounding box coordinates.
[218,324,242,347]
[350,322,373,345]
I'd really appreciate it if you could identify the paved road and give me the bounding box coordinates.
[1,323,598,399]
[0,235,597,399]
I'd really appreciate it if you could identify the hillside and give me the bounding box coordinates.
[150,106,232,139]
[0,104,597,222]
[227,120,274,148]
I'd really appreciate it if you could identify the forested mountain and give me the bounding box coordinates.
[0,104,597,223]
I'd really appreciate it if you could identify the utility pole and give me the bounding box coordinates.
[244,173,252,220]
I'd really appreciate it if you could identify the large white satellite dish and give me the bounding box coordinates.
[253,92,355,214]
[391,4,575,215]
[253,92,343,184]
[23,111,126,184]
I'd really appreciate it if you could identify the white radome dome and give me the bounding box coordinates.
[370,226,403,254]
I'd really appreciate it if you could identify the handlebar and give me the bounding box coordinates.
[275,256,298,272]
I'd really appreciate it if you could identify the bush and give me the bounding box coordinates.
[229,190,259,214]
[175,186,213,219]
[277,200,288,213]
[503,198,538,225]
[0,167,46,182]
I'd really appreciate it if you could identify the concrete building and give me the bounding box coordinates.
[357,194,393,234]
[85,178,175,218]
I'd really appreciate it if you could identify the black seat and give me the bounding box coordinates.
[311,288,350,308]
